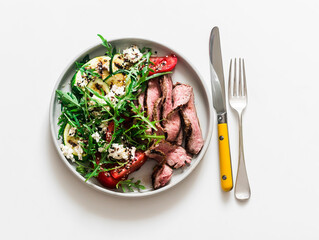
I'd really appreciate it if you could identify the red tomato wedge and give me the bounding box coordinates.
[148,55,178,75]
[95,153,123,189]
[111,151,147,179]
[97,171,122,189]
[105,121,114,142]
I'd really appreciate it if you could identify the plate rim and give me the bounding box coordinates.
[49,37,214,198]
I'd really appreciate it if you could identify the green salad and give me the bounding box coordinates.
[57,35,172,192]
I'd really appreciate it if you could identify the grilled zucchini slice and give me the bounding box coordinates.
[63,123,84,158]
[87,78,109,95]
[72,56,111,91]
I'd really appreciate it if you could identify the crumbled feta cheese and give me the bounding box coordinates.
[123,45,143,63]
[98,147,105,152]
[91,132,101,142]
[108,143,130,160]
[108,144,137,160]
[99,122,108,133]
[68,127,77,137]
[74,145,84,160]
[130,147,136,160]
[60,144,75,162]
[76,74,89,88]
[111,85,125,96]
[106,91,117,104]
[101,56,111,72]
[88,95,107,106]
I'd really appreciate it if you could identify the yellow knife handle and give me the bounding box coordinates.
[218,123,233,192]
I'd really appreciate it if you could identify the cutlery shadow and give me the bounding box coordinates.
[219,188,231,202]
[47,121,202,221]
[236,199,250,205]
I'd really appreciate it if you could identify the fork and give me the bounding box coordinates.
[228,58,251,200]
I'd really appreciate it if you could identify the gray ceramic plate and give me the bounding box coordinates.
[50,38,213,197]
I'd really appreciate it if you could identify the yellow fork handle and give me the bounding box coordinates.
[218,123,233,192]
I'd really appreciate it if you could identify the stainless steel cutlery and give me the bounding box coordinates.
[209,26,251,199]
[209,27,233,192]
[228,58,251,200]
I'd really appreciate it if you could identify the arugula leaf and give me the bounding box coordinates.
[56,90,81,108]
[75,54,90,70]
[116,178,146,192]
[97,34,114,57]
[79,67,100,79]
[130,102,157,131]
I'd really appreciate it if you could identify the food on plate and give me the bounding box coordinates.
[56,34,203,193]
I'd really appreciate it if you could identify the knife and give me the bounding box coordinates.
[209,27,233,192]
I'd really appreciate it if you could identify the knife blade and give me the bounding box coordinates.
[209,27,233,192]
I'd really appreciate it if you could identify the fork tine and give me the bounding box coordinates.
[242,58,247,96]
[239,58,242,96]
[233,58,237,96]
[228,59,232,98]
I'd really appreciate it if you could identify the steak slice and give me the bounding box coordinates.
[160,76,182,142]
[175,126,183,146]
[146,78,161,134]
[145,149,166,165]
[160,75,173,119]
[181,91,204,154]
[152,164,173,189]
[153,98,164,136]
[138,90,145,112]
[162,109,181,142]
[161,82,193,142]
[172,83,193,109]
[150,140,191,169]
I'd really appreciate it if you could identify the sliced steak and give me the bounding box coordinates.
[138,90,145,112]
[172,83,193,109]
[175,126,183,146]
[150,140,191,168]
[152,164,173,189]
[160,75,173,119]
[160,76,182,142]
[162,109,181,141]
[146,78,161,134]
[181,91,204,154]
[153,98,164,136]
[145,149,166,165]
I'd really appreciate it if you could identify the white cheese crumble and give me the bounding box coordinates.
[111,85,125,96]
[130,147,136,160]
[60,144,75,162]
[88,95,107,106]
[123,45,143,63]
[101,56,111,72]
[88,84,125,107]
[108,144,136,160]
[76,74,89,88]
[99,122,108,133]
[74,145,84,160]
[91,132,101,142]
[68,127,77,137]
[98,147,105,153]
[108,143,130,160]
[106,91,117,104]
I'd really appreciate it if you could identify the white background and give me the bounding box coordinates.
[1,0,319,239]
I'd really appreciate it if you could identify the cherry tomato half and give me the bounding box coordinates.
[111,151,147,179]
[148,55,178,75]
